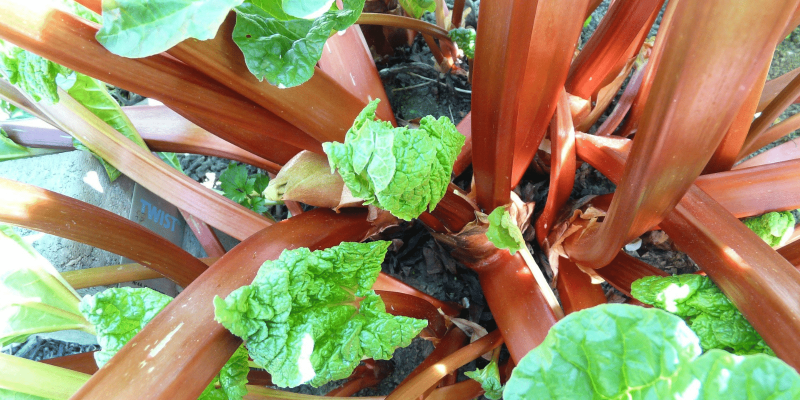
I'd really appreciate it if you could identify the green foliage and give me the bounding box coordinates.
[0,225,92,347]
[583,15,593,28]
[485,206,525,255]
[232,0,366,88]
[80,287,249,400]
[213,241,427,387]
[0,40,71,103]
[504,304,800,399]
[742,210,795,247]
[96,0,245,58]
[449,27,476,59]
[632,274,774,356]
[0,389,50,400]
[323,99,465,221]
[219,162,272,215]
[79,287,172,367]
[281,0,335,19]
[0,39,168,181]
[398,0,436,19]
[465,359,504,400]
[0,128,61,161]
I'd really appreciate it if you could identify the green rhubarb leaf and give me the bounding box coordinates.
[0,225,92,347]
[503,304,800,399]
[282,0,336,19]
[323,100,465,221]
[79,287,172,368]
[80,287,249,400]
[486,206,525,255]
[742,210,795,247]
[0,128,62,161]
[158,152,184,173]
[398,0,435,19]
[213,241,427,388]
[96,0,245,58]
[632,274,774,356]
[0,40,71,103]
[449,28,476,59]
[231,0,366,88]
[465,359,504,400]
[66,73,153,181]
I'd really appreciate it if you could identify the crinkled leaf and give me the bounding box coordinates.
[398,0,435,19]
[0,225,89,347]
[449,28,476,59]
[214,241,427,388]
[632,274,774,356]
[465,359,504,400]
[742,210,795,247]
[81,287,249,399]
[504,304,800,399]
[79,287,172,367]
[232,0,366,88]
[282,0,336,19]
[0,41,71,103]
[486,206,525,255]
[96,0,245,58]
[199,345,250,400]
[323,100,465,221]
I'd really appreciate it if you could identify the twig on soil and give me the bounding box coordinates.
[407,72,472,94]
[392,81,434,92]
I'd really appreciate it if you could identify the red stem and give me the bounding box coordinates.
[536,89,576,244]
[0,178,207,287]
[70,209,380,400]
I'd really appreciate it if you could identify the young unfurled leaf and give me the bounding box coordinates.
[80,287,249,399]
[449,28,476,59]
[0,128,62,161]
[632,274,774,356]
[0,225,93,347]
[465,359,504,400]
[231,0,366,88]
[96,0,245,58]
[323,100,465,221]
[503,304,800,399]
[486,206,525,255]
[0,40,71,103]
[742,210,795,247]
[219,162,272,215]
[398,0,435,19]
[213,241,427,388]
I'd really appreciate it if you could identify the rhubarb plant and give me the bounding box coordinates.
[632,274,774,356]
[742,211,796,247]
[80,287,249,400]
[96,0,367,88]
[0,225,94,347]
[323,99,465,221]
[504,304,800,399]
[213,241,427,387]
[485,206,525,255]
